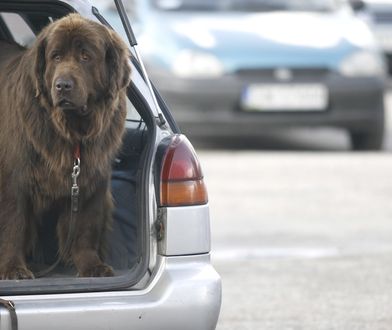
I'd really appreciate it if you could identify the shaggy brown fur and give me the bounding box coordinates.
[0,14,131,279]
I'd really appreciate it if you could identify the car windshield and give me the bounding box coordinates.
[151,0,345,12]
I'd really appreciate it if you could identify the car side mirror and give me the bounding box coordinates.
[349,0,366,11]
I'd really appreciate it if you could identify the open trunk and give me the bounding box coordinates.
[0,1,157,294]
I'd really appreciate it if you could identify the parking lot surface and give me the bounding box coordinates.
[198,92,392,329]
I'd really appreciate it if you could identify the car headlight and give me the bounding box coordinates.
[171,50,224,78]
[338,51,386,77]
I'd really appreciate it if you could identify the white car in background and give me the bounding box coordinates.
[116,0,387,150]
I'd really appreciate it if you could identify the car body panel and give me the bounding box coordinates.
[159,205,211,256]
[1,255,221,330]
[151,69,385,136]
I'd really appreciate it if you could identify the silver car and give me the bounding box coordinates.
[0,1,221,329]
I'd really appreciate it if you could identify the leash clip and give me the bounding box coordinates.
[72,158,81,183]
[8,300,15,309]
[71,157,81,213]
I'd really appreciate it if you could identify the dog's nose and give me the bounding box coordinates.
[55,78,74,92]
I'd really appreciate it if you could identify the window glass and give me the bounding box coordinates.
[1,12,35,46]
[126,98,142,121]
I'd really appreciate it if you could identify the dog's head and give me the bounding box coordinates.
[31,14,131,141]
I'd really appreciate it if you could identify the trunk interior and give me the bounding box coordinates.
[0,119,152,295]
[27,121,149,278]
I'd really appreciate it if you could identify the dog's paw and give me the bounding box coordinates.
[0,267,34,280]
[78,264,114,277]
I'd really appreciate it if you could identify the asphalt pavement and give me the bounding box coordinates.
[197,92,392,329]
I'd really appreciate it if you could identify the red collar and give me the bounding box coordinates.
[73,143,81,160]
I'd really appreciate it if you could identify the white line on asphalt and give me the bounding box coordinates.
[212,246,341,261]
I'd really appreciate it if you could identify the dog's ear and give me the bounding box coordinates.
[105,29,131,99]
[31,29,48,98]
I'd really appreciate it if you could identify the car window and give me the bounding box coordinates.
[152,0,346,12]
[126,97,142,121]
[0,12,36,46]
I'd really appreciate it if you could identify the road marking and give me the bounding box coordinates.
[212,246,340,261]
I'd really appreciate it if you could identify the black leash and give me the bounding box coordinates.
[35,197,78,277]
[35,147,81,278]
[0,298,18,330]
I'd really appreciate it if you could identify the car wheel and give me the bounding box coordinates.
[349,127,384,151]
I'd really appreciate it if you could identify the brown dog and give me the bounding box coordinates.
[0,14,131,279]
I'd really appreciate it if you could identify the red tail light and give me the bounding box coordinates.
[159,135,208,207]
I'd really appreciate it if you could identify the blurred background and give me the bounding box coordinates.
[100,0,392,328]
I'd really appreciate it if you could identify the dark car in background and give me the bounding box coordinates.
[113,0,387,150]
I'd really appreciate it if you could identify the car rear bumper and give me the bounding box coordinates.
[153,71,385,137]
[1,254,221,330]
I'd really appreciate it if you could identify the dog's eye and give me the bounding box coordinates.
[80,51,91,62]
[52,53,62,62]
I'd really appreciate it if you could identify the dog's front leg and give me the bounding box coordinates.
[57,186,114,277]
[0,196,34,280]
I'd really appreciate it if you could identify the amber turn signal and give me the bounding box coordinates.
[159,135,208,207]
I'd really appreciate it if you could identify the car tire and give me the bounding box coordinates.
[349,127,384,151]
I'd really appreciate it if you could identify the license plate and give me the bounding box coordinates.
[242,83,328,111]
